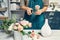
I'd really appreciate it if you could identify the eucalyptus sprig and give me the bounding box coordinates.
[0,19,16,33]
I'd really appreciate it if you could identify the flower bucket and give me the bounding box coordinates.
[14,31,23,40]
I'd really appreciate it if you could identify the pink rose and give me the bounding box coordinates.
[30,31,35,38]
[13,23,23,31]
[18,25,23,31]
[20,20,29,26]
[30,31,40,39]
[13,23,19,30]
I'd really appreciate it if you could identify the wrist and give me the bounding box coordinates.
[40,9,43,13]
[37,9,40,11]
[27,7,31,9]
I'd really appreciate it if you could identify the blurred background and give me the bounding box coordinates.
[0,0,60,29]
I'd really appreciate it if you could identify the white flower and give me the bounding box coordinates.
[28,23,32,27]
[15,23,20,25]
[35,5,40,10]
[8,23,14,31]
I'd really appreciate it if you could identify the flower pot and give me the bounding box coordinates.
[14,31,23,40]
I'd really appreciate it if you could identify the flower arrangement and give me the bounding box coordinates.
[8,20,32,35]
[8,20,42,40]
[1,19,41,40]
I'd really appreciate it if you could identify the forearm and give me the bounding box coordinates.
[21,6,30,10]
[41,5,48,13]
[35,5,48,15]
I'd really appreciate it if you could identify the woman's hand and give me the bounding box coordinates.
[27,8,33,15]
[35,10,43,15]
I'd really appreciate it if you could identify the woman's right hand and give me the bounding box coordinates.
[27,8,33,15]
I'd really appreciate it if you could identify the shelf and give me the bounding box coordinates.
[10,1,20,4]
[0,16,8,20]
[11,10,24,12]
[0,7,7,12]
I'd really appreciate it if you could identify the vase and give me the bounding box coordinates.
[41,19,52,37]
[14,31,23,40]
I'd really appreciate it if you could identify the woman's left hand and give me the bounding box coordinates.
[35,10,43,15]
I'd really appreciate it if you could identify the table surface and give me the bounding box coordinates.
[0,30,60,40]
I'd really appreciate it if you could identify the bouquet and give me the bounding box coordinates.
[8,20,32,35]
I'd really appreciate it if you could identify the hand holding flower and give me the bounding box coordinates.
[35,5,43,15]
[35,5,40,10]
[35,10,43,15]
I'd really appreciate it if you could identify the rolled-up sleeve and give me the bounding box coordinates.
[43,0,49,6]
[20,0,25,6]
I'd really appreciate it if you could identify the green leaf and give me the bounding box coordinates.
[38,32,41,35]
[1,19,16,30]
[28,31,31,34]
[24,26,29,28]
[20,31,26,35]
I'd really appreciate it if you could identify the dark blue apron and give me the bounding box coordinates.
[24,0,45,29]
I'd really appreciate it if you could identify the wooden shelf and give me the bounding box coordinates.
[11,10,23,12]
[0,16,8,20]
[0,7,7,11]
[10,1,20,3]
